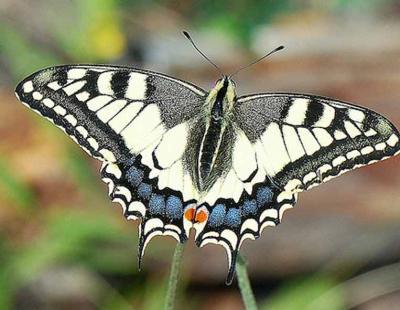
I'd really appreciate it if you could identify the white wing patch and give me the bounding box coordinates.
[220,170,244,201]
[282,125,305,161]
[285,98,309,125]
[67,68,87,80]
[298,128,320,155]
[154,122,188,169]
[121,104,164,153]
[387,134,399,147]
[87,95,113,111]
[125,72,147,100]
[109,102,144,133]
[22,81,34,93]
[232,130,257,181]
[344,121,362,138]
[97,99,128,123]
[334,130,347,140]
[312,128,333,147]
[200,170,244,205]
[63,80,87,96]
[97,71,114,95]
[348,109,365,123]
[258,122,290,176]
[43,98,55,108]
[76,91,90,102]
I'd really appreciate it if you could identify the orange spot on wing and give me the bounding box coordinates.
[184,208,195,221]
[195,210,208,223]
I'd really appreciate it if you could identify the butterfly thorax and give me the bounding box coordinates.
[196,77,236,191]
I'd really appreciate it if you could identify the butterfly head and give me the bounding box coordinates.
[208,76,237,113]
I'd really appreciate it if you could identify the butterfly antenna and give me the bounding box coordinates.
[229,45,285,78]
[183,31,224,76]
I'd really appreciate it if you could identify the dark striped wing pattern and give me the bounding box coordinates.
[15,66,400,284]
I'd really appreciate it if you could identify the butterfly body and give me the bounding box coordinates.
[197,76,236,191]
[15,65,400,284]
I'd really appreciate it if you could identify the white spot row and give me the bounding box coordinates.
[67,68,87,80]
[63,80,87,96]
[47,81,62,91]
[348,109,365,123]
[76,91,90,102]
[33,91,43,100]
[387,134,399,147]
[28,90,120,164]
[22,81,34,93]
[287,136,398,191]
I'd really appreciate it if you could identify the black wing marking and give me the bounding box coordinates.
[15,65,206,264]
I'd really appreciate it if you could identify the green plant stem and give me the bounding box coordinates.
[236,254,258,310]
[164,243,184,310]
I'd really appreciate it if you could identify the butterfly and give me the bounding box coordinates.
[15,45,400,284]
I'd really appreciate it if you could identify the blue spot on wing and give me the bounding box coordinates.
[138,183,152,200]
[209,204,226,227]
[256,186,273,206]
[126,166,144,187]
[149,194,165,215]
[242,199,257,216]
[166,195,183,219]
[121,156,136,167]
[224,208,241,227]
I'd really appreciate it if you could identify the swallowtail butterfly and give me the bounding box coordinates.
[15,42,400,284]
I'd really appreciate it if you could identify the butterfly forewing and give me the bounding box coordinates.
[234,93,400,192]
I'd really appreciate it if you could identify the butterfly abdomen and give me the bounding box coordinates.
[198,118,223,187]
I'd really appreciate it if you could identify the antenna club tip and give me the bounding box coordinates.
[278,45,285,50]
[182,31,190,38]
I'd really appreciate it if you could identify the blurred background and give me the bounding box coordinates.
[1,0,400,309]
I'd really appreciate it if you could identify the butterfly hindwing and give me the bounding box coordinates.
[15,65,207,261]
